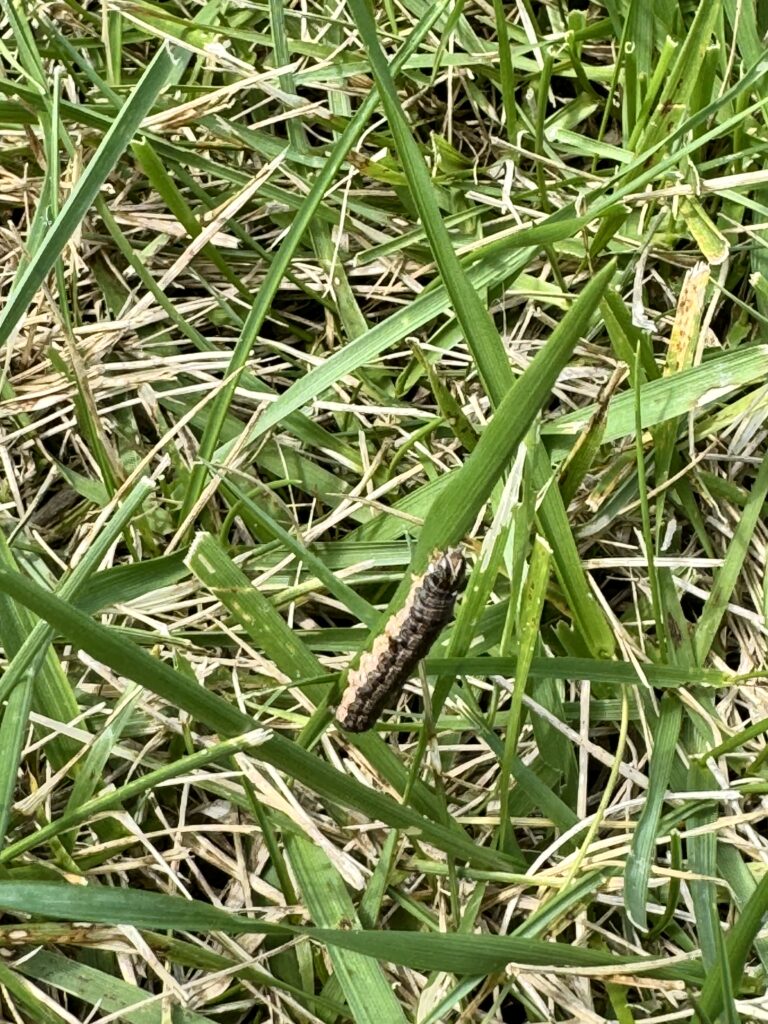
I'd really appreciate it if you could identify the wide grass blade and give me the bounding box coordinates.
[287,834,408,1023]
[0,880,705,987]
[410,261,617,571]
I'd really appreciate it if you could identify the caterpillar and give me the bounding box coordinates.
[336,548,466,732]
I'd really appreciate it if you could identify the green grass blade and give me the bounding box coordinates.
[624,693,682,932]
[187,532,322,681]
[287,835,408,1023]
[0,43,187,350]
[698,870,768,1020]
[532,443,616,658]
[0,880,706,986]
[180,0,453,524]
[305,927,704,985]
[348,0,513,407]
[0,570,518,872]
[409,261,617,570]
[17,949,216,1024]
[544,345,768,458]
[693,451,768,662]
[498,535,551,851]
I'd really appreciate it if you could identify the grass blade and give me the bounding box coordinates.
[0,43,187,350]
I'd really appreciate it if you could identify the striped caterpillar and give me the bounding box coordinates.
[336,548,466,732]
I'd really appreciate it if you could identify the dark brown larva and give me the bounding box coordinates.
[336,548,466,732]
